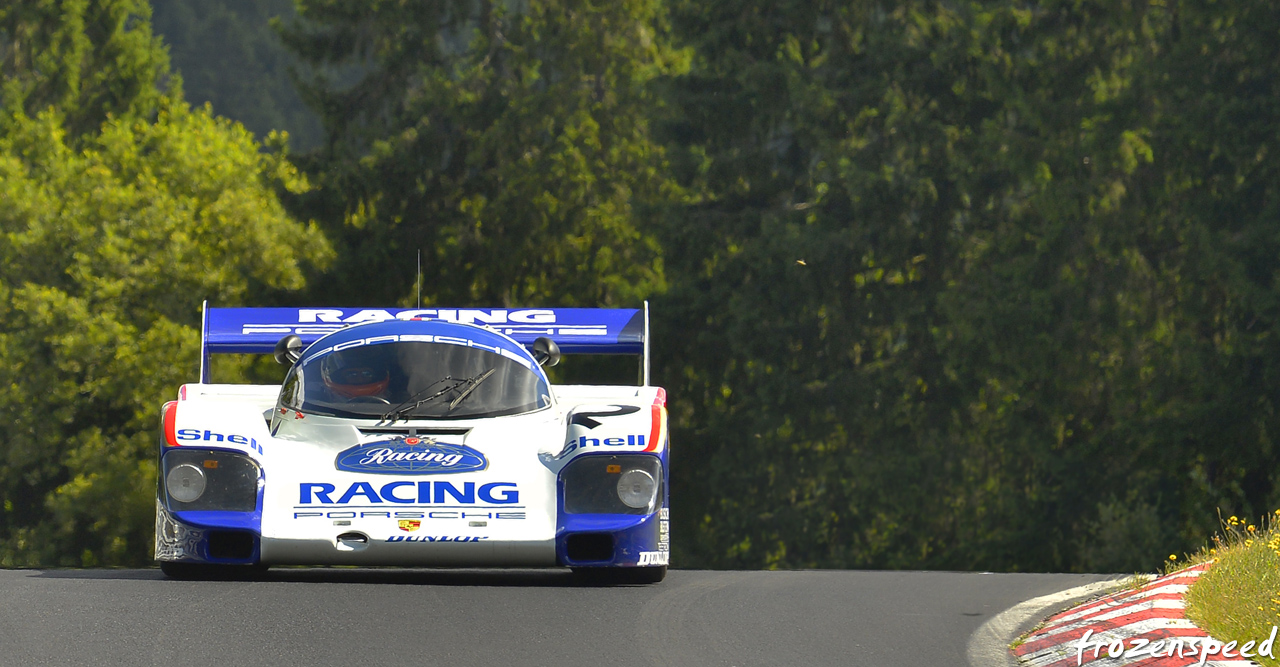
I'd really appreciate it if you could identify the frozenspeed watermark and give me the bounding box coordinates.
[1075,627,1278,665]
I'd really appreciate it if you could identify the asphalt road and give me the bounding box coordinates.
[0,568,1116,667]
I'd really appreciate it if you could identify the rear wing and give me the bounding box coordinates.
[198,302,651,385]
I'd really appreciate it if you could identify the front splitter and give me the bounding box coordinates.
[259,537,557,566]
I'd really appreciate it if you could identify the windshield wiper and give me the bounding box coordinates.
[448,368,496,410]
[380,377,456,423]
[379,369,497,423]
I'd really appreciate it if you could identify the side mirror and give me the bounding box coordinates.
[274,335,303,366]
[532,336,560,367]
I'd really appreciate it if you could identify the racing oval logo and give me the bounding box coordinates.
[335,437,487,475]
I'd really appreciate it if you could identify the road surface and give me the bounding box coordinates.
[0,568,1117,666]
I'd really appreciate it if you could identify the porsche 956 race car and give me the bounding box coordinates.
[155,304,669,583]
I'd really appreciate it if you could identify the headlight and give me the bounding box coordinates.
[163,450,260,511]
[617,469,657,509]
[562,454,662,515]
[166,464,207,503]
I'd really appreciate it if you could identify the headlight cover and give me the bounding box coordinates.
[166,464,207,503]
[562,454,662,515]
[162,449,260,512]
[616,468,657,509]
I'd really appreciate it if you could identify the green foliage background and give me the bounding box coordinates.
[3,0,1280,572]
[0,0,330,566]
[150,0,324,149]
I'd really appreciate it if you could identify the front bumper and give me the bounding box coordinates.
[259,535,557,566]
[156,503,666,568]
[155,503,260,564]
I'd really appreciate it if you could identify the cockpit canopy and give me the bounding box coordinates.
[277,320,552,420]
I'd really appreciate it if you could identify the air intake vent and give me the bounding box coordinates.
[566,533,614,562]
[207,531,255,560]
[358,427,472,437]
[336,532,370,552]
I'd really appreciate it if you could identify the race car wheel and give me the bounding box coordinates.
[572,566,666,585]
[159,561,268,581]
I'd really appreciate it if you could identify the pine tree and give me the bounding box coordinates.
[281,0,685,308]
[1,0,170,138]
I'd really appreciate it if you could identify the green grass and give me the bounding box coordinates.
[1183,513,1280,666]
[1122,572,1155,591]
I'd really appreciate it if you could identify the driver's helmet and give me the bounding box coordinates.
[320,346,391,398]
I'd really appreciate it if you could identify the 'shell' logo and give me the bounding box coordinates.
[398,520,421,532]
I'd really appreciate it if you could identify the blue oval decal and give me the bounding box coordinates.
[335,437,487,475]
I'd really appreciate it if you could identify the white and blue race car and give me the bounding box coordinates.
[155,305,669,583]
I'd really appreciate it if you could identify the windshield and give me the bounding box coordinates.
[280,340,551,420]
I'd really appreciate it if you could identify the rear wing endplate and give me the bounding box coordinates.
[198,303,651,385]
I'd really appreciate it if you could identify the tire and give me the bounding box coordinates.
[572,566,667,585]
[628,566,667,584]
[159,561,268,580]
